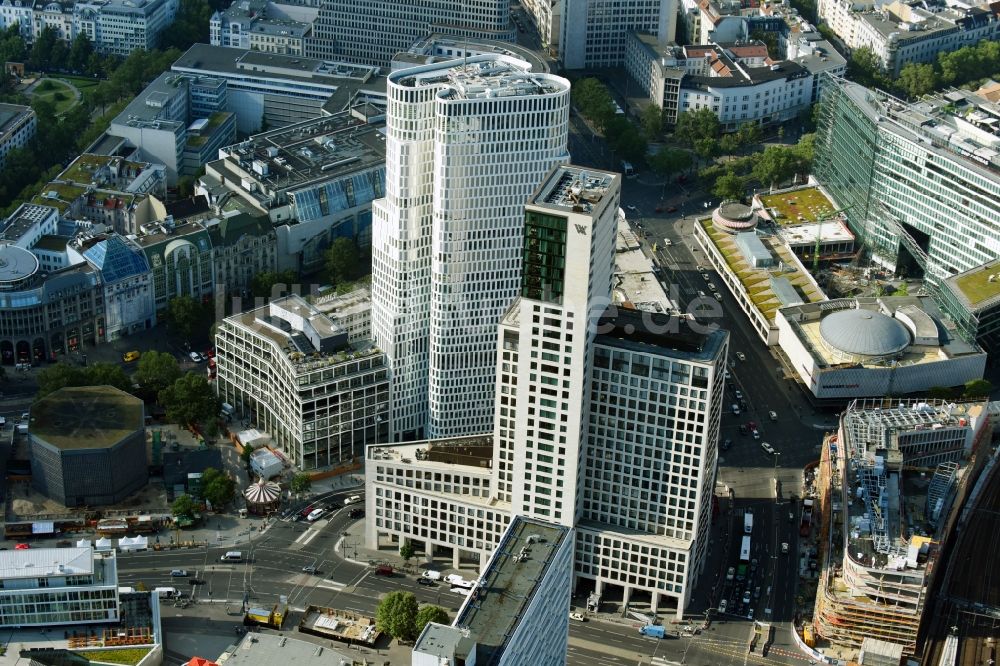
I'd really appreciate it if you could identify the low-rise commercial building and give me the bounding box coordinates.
[29,386,148,507]
[776,297,986,400]
[625,36,812,129]
[0,546,119,628]
[412,516,573,666]
[216,295,389,470]
[201,111,385,273]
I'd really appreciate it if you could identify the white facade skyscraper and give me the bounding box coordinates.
[367,165,728,617]
[371,55,570,442]
[493,167,619,526]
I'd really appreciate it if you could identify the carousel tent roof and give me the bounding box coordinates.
[244,478,281,504]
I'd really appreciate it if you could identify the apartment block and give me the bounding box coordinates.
[0,103,35,169]
[412,516,573,666]
[817,0,998,75]
[371,55,570,442]
[216,295,389,470]
[625,35,812,129]
[73,0,178,57]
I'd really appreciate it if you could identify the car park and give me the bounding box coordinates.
[761,442,775,455]
[188,351,203,363]
[736,352,746,361]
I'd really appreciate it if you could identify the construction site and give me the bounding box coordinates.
[805,398,996,661]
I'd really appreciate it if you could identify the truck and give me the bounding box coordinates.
[740,535,751,561]
[744,510,753,534]
[639,624,672,639]
[800,498,814,537]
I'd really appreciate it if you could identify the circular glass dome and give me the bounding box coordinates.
[819,309,910,360]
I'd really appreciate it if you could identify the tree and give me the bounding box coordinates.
[415,605,449,634]
[375,591,419,642]
[135,350,182,396]
[159,373,220,426]
[324,237,361,286]
[720,133,740,158]
[753,145,799,189]
[251,270,299,300]
[648,147,692,179]
[713,169,745,201]
[36,362,132,400]
[166,295,206,340]
[67,33,93,73]
[897,62,938,100]
[847,47,890,91]
[399,540,416,562]
[28,26,58,71]
[963,379,993,399]
[171,494,197,517]
[84,363,133,393]
[202,467,235,508]
[673,108,720,147]
[571,77,615,131]
[640,104,663,140]
[749,30,780,59]
[290,472,312,494]
[693,137,719,161]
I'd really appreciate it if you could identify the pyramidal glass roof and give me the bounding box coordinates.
[83,236,150,284]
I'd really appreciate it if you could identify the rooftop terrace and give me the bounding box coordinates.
[393,56,566,98]
[946,259,1000,312]
[758,187,838,225]
[455,517,569,665]
[367,434,494,470]
[532,166,616,214]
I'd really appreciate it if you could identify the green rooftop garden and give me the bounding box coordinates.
[953,263,1000,307]
[759,187,837,225]
[73,648,151,665]
[699,217,825,321]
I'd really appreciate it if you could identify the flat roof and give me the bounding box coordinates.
[367,435,494,471]
[0,546,95,579]
[531,165,617,213]
[213,111,385,196]
[946,259,1000,312]
[220,630,356,666]
[779,220,854,246]
[698,216,826,322]
[759,187,838,225]
[391,55,568,99]
[596,305,727,361]
[455,516,570,664]
[400,32,550,74]
[29,385,144,451]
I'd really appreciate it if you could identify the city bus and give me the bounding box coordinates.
[740,535,751,562]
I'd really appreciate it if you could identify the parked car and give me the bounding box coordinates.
[698,290,706,298]
[714,292,722,301]
[734,389,743,400]
[781,542,789,553]
[702,273,710,282]
[188,351,204,363]
[742,591,751,604]
[570,612,587,621]
[718,599,728,613]
[731,404,741,415]
[761,442,775,455]
[747,609,754,621]
[374,564,393,576]
[122,350,140,363]
[735,352,746,361]
[726,567,735,581]
[752,429,760,440]
[769,410,778,421]
[417,577,436,586]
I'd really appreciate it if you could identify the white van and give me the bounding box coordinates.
[153,587,180,599]
[344,495,362,505]
[221,551,243,562]
[422,570,442,581]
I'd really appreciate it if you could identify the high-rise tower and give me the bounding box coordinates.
[371,55,570,442]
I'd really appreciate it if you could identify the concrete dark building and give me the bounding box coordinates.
[29,386,147,507]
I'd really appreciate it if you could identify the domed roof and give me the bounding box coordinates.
[0,244,39,284]
[820,309,910,358]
